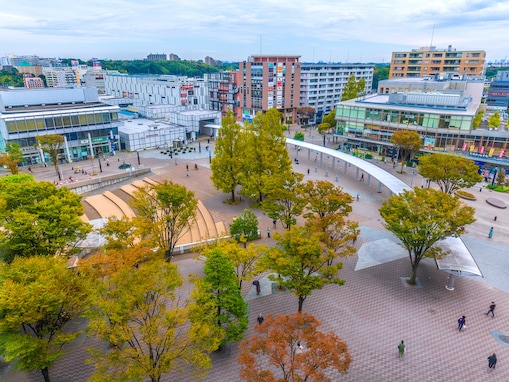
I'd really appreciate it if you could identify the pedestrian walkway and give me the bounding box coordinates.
[2,132,509,381]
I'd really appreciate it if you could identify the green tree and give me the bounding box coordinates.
[85,259,220,382]
[0,142,23,174]
[211,110,245,202]
[201,240,266,289]
[36,134,65,181]
[488,111,501,129]
[357,77,366,95]
[0,177,91,263]
[230,209,260,244]
[300,180,353,218]
[131,180,198,262]
[341,74,359,101]
[191,249,248,346]
[238,312,351,382]
[418,153,482,194]
[317,122,331,146]
[379,188,476,285]
[262,172,307,230]
[473,110,484,129]
[261,226,346,312]
[372,64,389,90]
[390,129,422,173]
[0,256,90,382]
[496,168,506,186]
[240,109,293,202]
[321,108,337,134]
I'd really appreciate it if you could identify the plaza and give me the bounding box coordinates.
[2,129,509,381]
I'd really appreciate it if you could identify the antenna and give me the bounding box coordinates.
[430,24,435,48]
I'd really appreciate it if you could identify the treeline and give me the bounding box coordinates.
[0,68,24,87]
[100,60,225,76]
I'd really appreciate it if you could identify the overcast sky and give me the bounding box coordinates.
[2,0,509,63]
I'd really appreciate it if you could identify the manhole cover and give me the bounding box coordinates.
[499,335,509,344]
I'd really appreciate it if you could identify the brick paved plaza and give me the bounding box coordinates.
[2,132,509,381]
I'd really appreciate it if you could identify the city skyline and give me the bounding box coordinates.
[2,0,509,63]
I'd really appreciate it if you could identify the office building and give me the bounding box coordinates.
[300,63,374,124]
[236,55,301,123]
[389,46,486,78]
[334,77,509,159]
[486,71,509,109]
[0,88,122,164]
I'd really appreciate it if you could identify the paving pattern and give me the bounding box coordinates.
[2,132,509,381]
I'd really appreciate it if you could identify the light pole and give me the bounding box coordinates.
[336,159,341,182]
[315,152,318,172]
[98,157,103,173]
[410,170,415,187]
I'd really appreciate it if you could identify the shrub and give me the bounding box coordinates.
[294,132,305,141]
[455,190,476,200]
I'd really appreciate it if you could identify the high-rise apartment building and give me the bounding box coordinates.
[205,71,237,117]
[300,63,374,124]
[236,55,301,123]
[146,53,168,61]
[389,46,486,78]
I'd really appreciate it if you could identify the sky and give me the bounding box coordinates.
[1,0,509,64]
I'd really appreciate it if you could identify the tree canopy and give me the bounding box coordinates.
[238,312,351,382]
[0,176,91,263]
[36,134,65,181]
[418,153,482,194]
[0,142,23,174]
[229,209,260,244]
[379,188,475,285]
[101,59,221,76]
[0,256,90,382]
[488,111,501,129]
[390,130,422,172]
[262,226,346,312]
[341,74,360,101]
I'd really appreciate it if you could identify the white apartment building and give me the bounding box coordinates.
[43,67,78,87]
[104,74,210,110]
[300,63,374,124]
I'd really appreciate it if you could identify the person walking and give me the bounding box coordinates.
[252,280,261,295]
[266,227,271,238]
[398,340,405,359]
[257,314,264,325]
[488,227,494,238]
[458,315,466,331]
[486,302,496,317]
[488,353,497,371]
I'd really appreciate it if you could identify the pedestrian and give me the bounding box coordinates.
[273,220,277,229]
[297,341,304,353]
[186,164,189,171]
[106,159,110,166]
[194,163,198,170]
[488,227,494,238]
[398,340,405,359]
[28,166,32,173]
[307,168,310,175]
[356,193,360,201]
[488,353,497,371]
[360,173,364,181]
[207,139,210,144]
[486,302,496,317]
[253,280,261,295]
[266,227,271,238]
[257,314,264,325]
[458,315,466,331]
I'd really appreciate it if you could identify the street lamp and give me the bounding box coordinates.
[410,170,415,187]
[98,157,103,173]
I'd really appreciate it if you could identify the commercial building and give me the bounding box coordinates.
[389,46,486,79]
[0,88,122,164]
[300,63,374,124]
[236,55,301,123]
[335,77,509,159]
[205,71,237,117]
[486,71,509,109]
[43,67,78,87]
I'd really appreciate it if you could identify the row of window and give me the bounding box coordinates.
[6,112,119,134]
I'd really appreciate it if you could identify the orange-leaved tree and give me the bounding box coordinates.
[238,312,351,382]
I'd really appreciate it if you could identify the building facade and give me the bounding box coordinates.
[205,71,237,117]
[486,71,509,109]
[23,75,45,89]
[147,53,168,61]
[335,78,509,159]
[389,46,486,78]
[0,88,122,164]
[300,63,374,124]
[236,55,301,123]
[42,67,78,87]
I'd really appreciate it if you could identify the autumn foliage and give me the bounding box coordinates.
[238,312,351,382]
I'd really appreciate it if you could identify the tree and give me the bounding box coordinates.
[341,74,359,101]
[98,216,148,250]
[0,142,23,174]
[357,77,366,95]
[418,153,482,194]
[240,108,293,202]
[379,188,476,285]
[496,168,506,186]
[262,172,307,230]
[229,209,260,245]
[261,226,346,312]
[390,129,422,173]
[130,180,198,262]
[85,259,220,382]
[36,134,64,181]
[211,110,245,202]
[0,177,91,263]
[201,240,266,289]
[300,180,353,219]
[473,110,484,129]
[372,64,389,90]
[488,111,501,129]
[317,122,331,146]
[191,249,248,346]
[0,256,90,382]
[238,312,351,382]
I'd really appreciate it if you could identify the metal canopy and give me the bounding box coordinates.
[435,237,483,277]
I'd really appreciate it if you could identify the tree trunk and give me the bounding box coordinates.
[41,367,51,382]
[298,296,305,313]
[408,264,418,285]
[323,134,326,147]
[231,189,235,203]
[164,248,173,263]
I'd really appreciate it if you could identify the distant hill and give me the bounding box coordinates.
[100,60,226,77]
